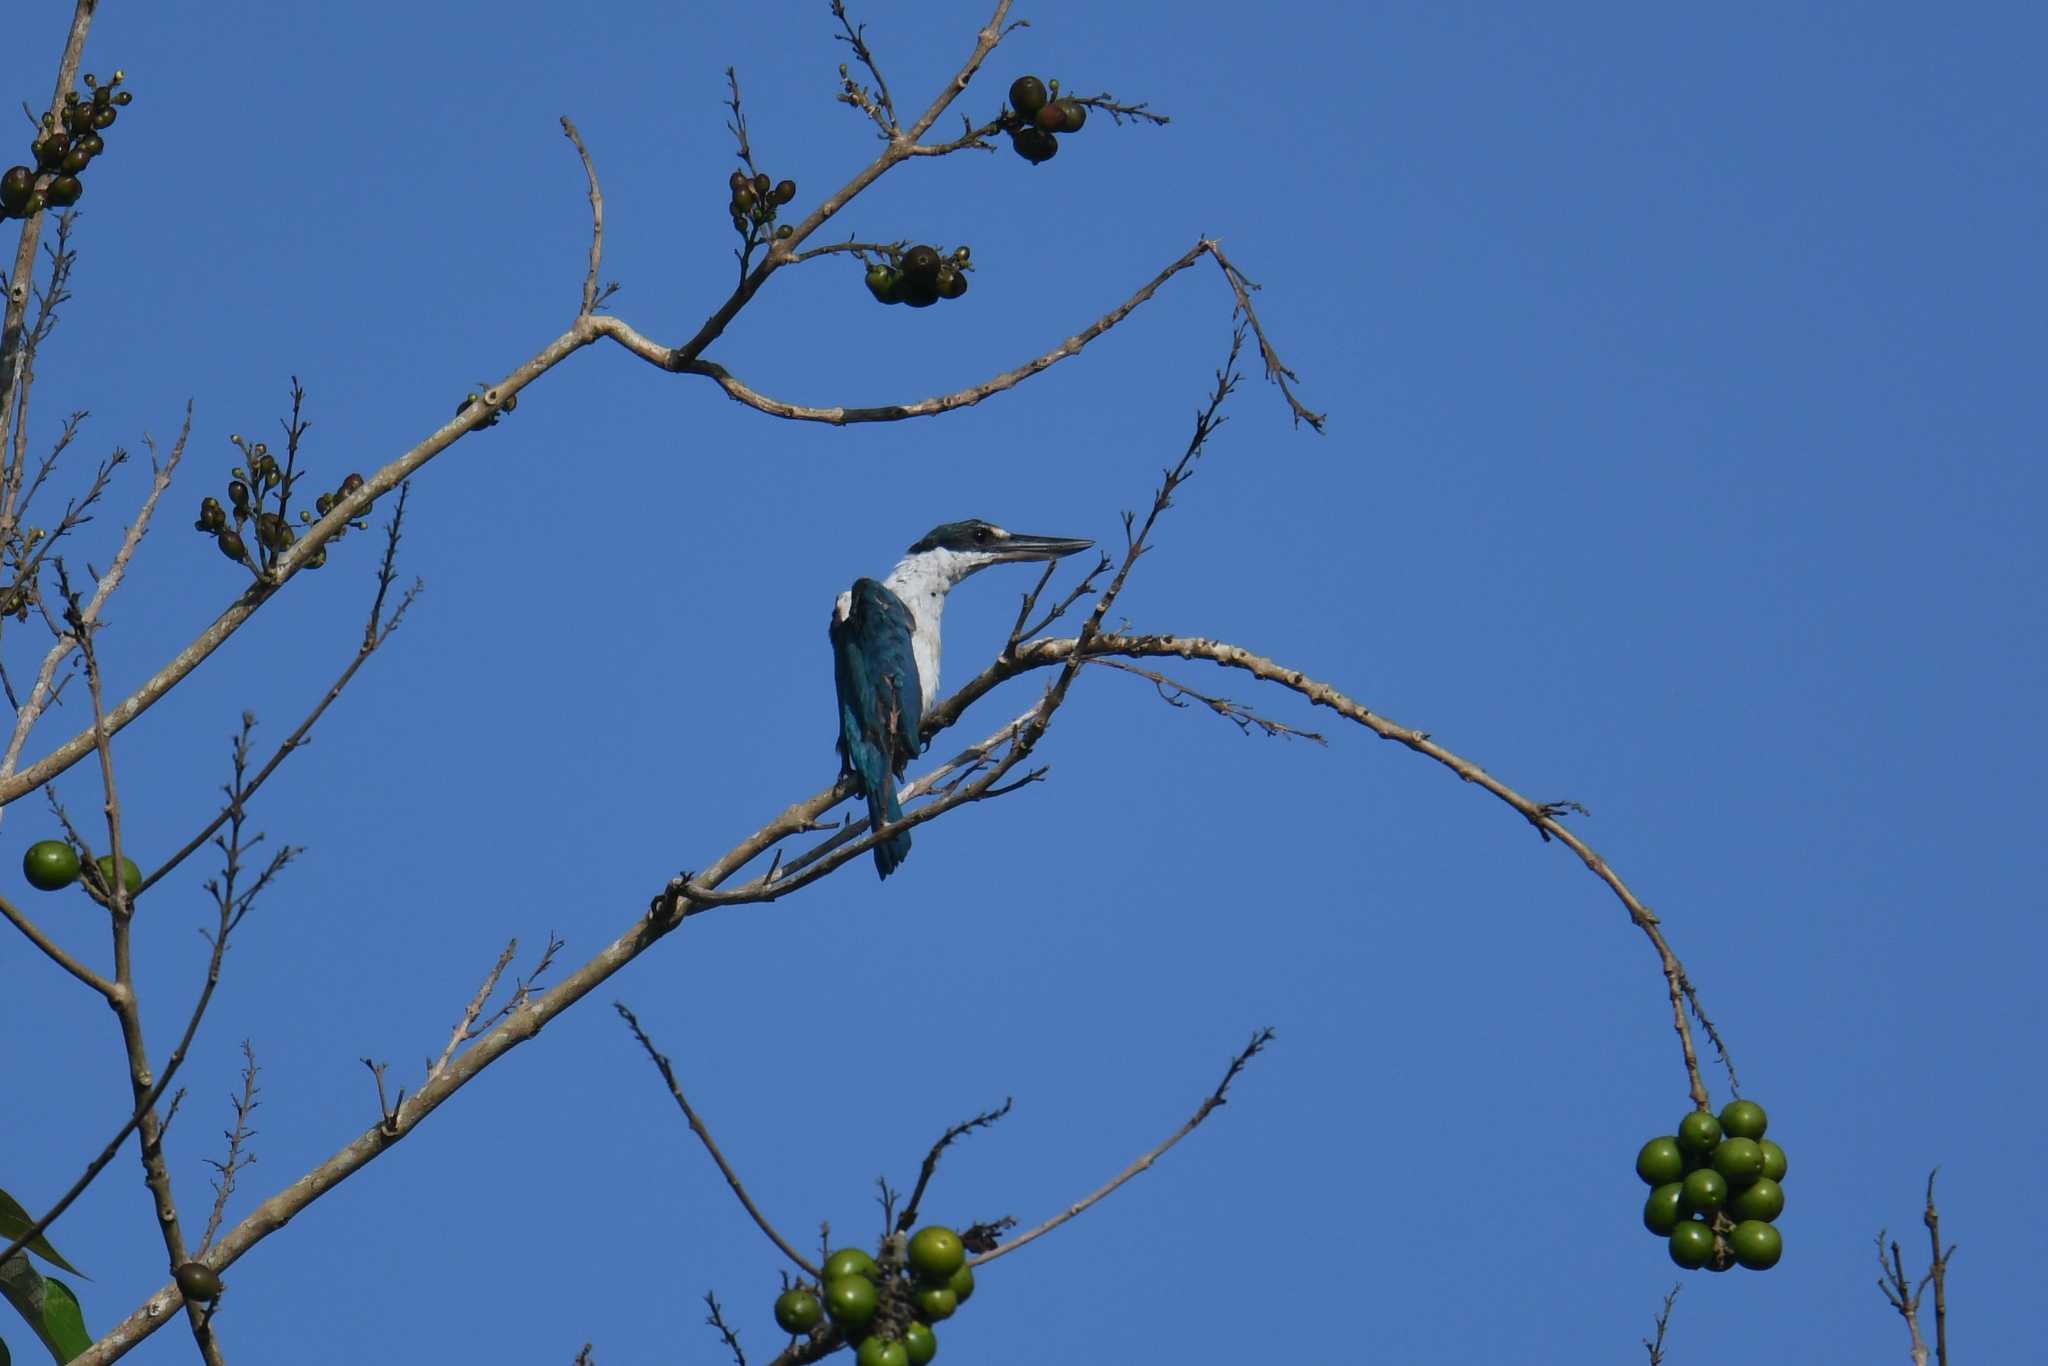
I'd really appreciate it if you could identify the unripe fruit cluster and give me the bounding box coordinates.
[1004,75,1087,166]
[772,1226,976,1366]
[196,433,367,571]
[1635,1099,1788,1273]
[728,168,798,242]
[0,71,134,220]
[23,838,141,900]
[863,244,970,309]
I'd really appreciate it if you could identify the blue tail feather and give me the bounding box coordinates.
[871,781,911,878]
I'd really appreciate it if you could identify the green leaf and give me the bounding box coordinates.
[0,1258,91,1365]
[31,1279,88,1363]
[0,1191,82,1278]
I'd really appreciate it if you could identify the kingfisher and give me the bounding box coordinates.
[831,519,1094,878]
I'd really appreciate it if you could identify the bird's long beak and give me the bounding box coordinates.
[991,531,1094,563]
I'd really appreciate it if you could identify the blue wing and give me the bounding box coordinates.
[830,578,920,878]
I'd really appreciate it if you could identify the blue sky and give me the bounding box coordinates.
[4,2,2044,1361]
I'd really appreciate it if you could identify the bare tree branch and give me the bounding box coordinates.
[616,1003,820,1280]
[976,1029,1273,1265]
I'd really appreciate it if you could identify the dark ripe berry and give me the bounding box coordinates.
[196,498,225,532]
[900,274,940,308]
[776,224,793,240]
[93,106,116,129]
[865,265,902,304]
[228,480,250,509]
[1034,102,1068,133]
[952,244,971,262]
[20,191,45,216]
[773,178,796,204]
[1054,98,1086,131]
[315,492,334,515]
[217,528,247,562]
[936,266,967,299]
[731,215,747,233]
[753,172,770,195]
[93,84,112,107]
[1010,126,1058,165]
[902,245,941,280]
[255,513,288,550]
[36,135,70,170]
[732,185,757,212]
[340,472,365,495]
[1009,75,1048,116]
[76,131,105,158]
[62,104,87,134]
[174,1262,222,1302]
[46,171,82,205]
[114,91,133,106]
[729,169,748,191]
[0,166,32,212]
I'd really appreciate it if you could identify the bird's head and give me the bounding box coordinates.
[901,519,1094,587]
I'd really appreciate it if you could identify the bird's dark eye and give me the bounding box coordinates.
[974,527,991,542]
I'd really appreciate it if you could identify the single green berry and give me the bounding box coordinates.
[865,265,903,304]
[0,166,34,212]
[907,1226,966,1282]
[1667,1220,1715,1270]
[776,224,793,240]
[902,1320,937,1366]
[1758,1139,1788,1183]
[1010,126,1058,165]
[1635,1136,1685,1186]
[1054,98,1087,132]
[822,1249,880,1284]
[95,854,143,897]
[856,1338,909,1366]
[1676,1110,1722,1155]
[945,1262,973,1304]
[911,1284,957,1322]
[773,1289,823,1334]
[23,839,81,891]
[1642,1183,1687,1236]
[1680,1168,1727,1214]
[174,1262,222,1301]
[1711,1137,1765,1187]
[1729,1219,1783,1270]
[823,1275,879,1330]
[1719,1099,1768,1140]
[1729,1176,1785,1223]
[1009,75,1048,116]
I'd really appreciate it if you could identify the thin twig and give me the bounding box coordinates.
[1642,1284,1680,1366]
[1091,658,1327,742]
[895,1099,1012,1234]
[559,118,610,316]
[977,1029,1273,1265]
[615,1003,819,1279]
[703,1291,747,1366]
[199,1042,262,1254]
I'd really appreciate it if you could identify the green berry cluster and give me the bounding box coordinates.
[772,1226,976,1366]
[194,433,366,572]
[728,168,798,242]
[22,838,141,899]
[0,71,134,220]
[1003,75,1087,166]
[862,244,970,309]
[1635,1099,1788,1273]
